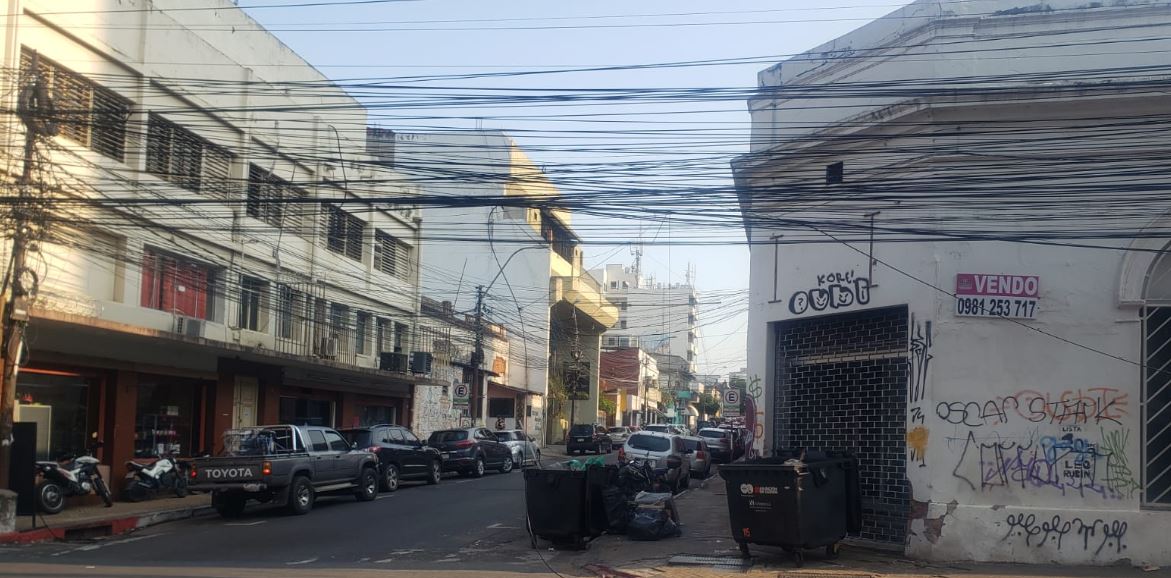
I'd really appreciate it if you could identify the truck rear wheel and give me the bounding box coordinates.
[214,493,247,518]
[286,475,315,515]
[356,467,378,502]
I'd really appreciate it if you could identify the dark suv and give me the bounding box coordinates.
[428,428,515,477]
[340,425,442,492]
[566,424,613,455]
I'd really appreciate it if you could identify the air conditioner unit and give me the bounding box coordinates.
[319,337,339,359]
[174,316,204,338]
[379,352,409,373]
[409,351,433,375]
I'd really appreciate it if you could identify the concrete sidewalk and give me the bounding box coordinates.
[1,494,212,544]
[549,475,1171,578]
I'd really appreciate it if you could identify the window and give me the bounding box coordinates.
[826,161,844,185]
[247,164,305,231]
[394,322,409,353]
[619,301,629,311]
[21,48,131,161]
[308,430,328,452]
[610,281,618,289]
[619,320,627,329]
[330,303,349,338]
[374,230,410,279]
[355,312,370,355]
[326,204,364,262]
[275,285,301,340]
[238,276,265,331]
[145,114,232,195]
[386,428,405,443]
[324,430,350,452]
[377,318,394,353]
[401,430,419,444]
[140,249,216,320]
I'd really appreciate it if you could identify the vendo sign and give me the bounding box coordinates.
[955,273,1039,319]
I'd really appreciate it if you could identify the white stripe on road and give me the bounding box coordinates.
[225,520,266,526]
[455,479,476,484]
[487,523,518,529]
[51,533,166,557]
[286,557,318,566]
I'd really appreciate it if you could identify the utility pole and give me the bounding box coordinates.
[472,285,485,427]
[0,51,51,489]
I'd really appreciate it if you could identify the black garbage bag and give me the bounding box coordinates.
[627,506,681,541]
[602,486,633,533]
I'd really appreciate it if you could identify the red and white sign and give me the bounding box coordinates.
[955,273,1039,319]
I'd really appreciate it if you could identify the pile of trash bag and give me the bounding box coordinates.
[626,492,681,541]
[594,460,682,541]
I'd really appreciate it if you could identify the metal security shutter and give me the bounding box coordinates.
[774,305,910,544]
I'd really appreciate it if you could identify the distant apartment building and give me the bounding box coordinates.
[2,0,433,497]
[591,264,698,373]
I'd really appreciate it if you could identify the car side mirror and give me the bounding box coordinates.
[666,455,683,470]
[351,441,359,450]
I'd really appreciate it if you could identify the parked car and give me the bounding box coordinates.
[190,425,380,518]
[642,423,687,436]
[340,425,442,491]
[698,428,735,463]
[678,435,712,478]
[622,431,689,494]
[495,429,541,466]
[607,426,633,444]
[566,424,613,455]
[722,426,747,459]
[428,428,515,477]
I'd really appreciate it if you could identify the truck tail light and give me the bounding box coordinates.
[366,446,382,454]
[454,440,475,448]
[189,465,198,479]
[262,461,272,476]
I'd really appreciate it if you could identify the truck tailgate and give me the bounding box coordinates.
[193,458,265,483]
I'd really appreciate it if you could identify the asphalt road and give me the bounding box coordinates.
[0,467,550,573]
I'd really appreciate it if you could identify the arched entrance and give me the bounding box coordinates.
[1142,248,1171,506]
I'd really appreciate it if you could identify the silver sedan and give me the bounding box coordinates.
[496,430,541,466]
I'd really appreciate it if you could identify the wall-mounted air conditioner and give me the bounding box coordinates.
[319,337,339,359]
[175,316,204,338]
[380,352,409,373]
[410,351,433,375]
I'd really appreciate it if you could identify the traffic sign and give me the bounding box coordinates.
[722,388,741,417]
[453,383,470,407]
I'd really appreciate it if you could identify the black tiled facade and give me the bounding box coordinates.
[773,306,910,544]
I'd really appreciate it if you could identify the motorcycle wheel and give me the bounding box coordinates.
[124,482,149,503]
[174,474,189,498]
[36,480,66,514]
[94,477,113,507]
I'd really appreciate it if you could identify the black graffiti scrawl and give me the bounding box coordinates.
[788,270,872,315]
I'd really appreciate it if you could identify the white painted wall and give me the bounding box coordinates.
[738,0,1171,565]
[592,264,699,372]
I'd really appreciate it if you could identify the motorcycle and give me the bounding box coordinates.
[123,455,190,502]
[35,442,112,514]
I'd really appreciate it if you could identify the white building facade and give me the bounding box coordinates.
[735,0,1171,565]
[592,264,699,373]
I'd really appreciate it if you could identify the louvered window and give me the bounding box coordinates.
[20,47,131,161]
[247,164,305,232]
[374,230,410,280]
[325,204,364,262]
[146,114,232,194]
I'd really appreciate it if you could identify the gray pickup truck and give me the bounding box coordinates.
[190,425,380,517]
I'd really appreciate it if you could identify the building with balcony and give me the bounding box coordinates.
[591,263,699,373]
[733,0,1171,564]
[599,348,660,427]
[0,0,436,497]
[373,130,617,444]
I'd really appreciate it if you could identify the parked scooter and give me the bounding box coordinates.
[35,441,113,514]
[123,454,190,502]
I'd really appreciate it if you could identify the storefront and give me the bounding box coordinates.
[14,368,100,461]
[134,375,210,458]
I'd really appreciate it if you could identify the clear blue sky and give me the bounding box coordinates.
[244,0,905,376]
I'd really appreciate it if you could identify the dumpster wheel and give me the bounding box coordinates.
[792,551,804,567]
[825,542,841,559]
[738,543,749,558]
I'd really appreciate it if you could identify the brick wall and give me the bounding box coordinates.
[773,306,910,544]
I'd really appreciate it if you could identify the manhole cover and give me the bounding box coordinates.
[668,555,753,568]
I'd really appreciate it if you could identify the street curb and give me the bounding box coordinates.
[583,563,642,578]
[0,504,215,545]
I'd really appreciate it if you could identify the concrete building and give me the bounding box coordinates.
[733,0,1171,565]
[591,263,699,373]
[599,348,659,427]
[1,0,436,497]
[373,130,617,444]
[650,353,698,429]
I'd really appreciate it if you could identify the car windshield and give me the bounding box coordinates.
[627,434,670,452]
[680,438,699,451]
[495,431,518,441]
[643,425,667,432]
[699,429,727,439]
[428,430,468,443]
[569,425,595,435]
[608,427,627,433]
[220,427,298,456]
[339,429,373,447]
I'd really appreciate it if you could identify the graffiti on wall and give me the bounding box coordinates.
[948,428,1139,500]
[1003,513,1127,556]
[414,385,462,440]
[787,270,872,315]
[907,315,933,466]
[935,388,1129,428]
[744,375,765,459]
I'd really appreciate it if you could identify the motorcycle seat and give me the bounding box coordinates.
[125,461,147,471]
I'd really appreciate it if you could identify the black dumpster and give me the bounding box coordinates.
[585,465,618,537]
[718,452,858,566]
[524,468,589,547]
